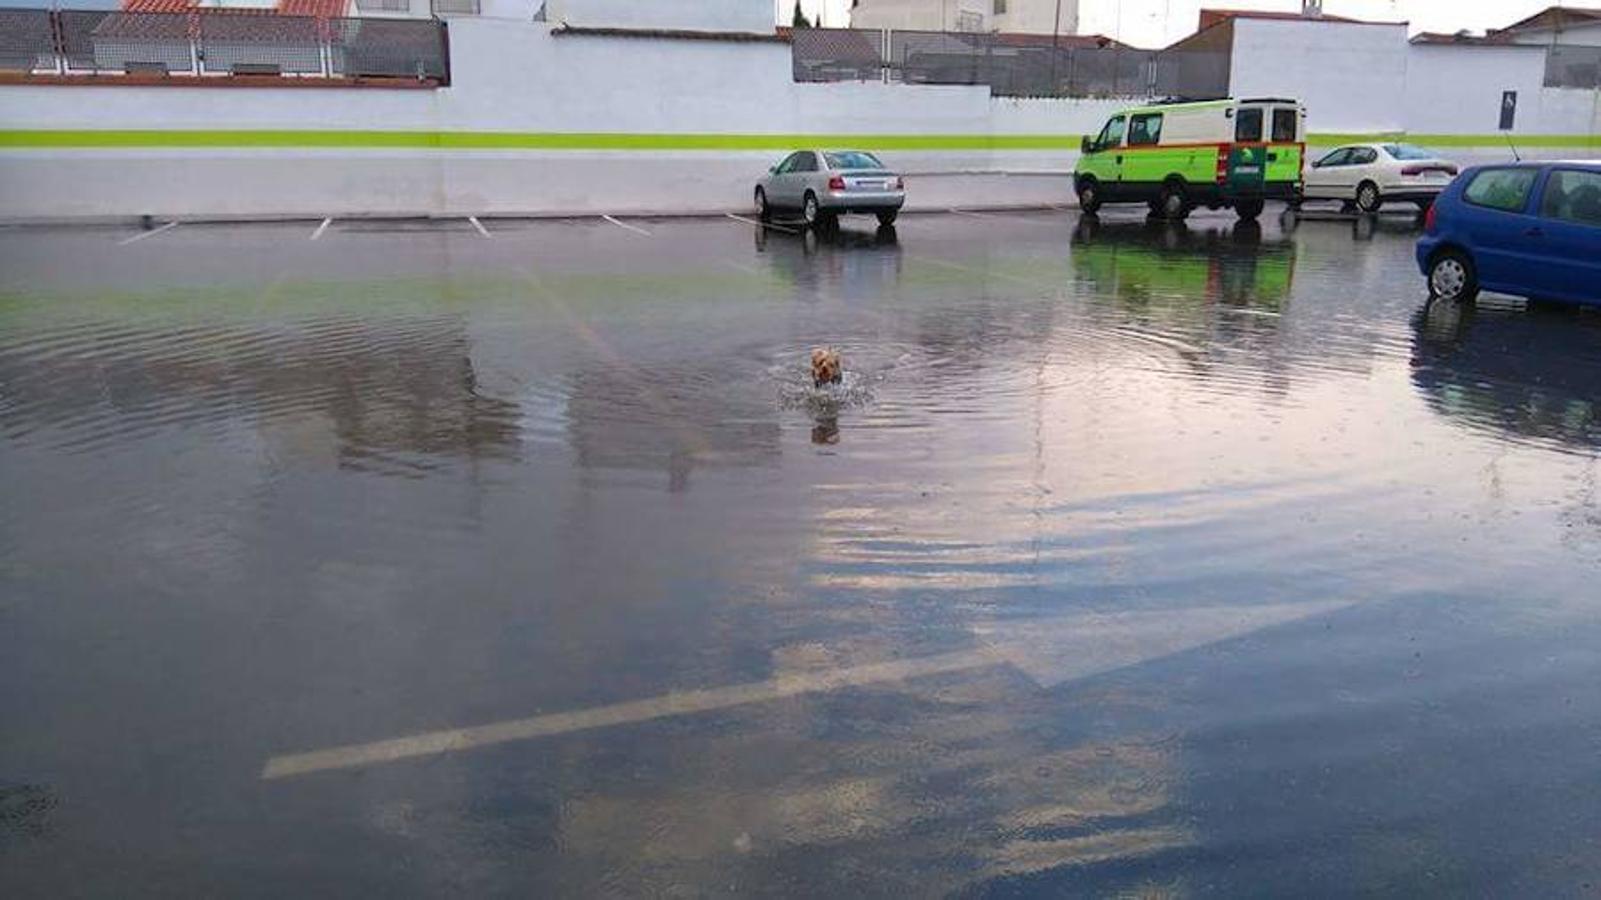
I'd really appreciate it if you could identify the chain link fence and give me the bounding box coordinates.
[1546,45,1601,89]
[792,27,1230,98]
[8,9,447,82]
[0,8,55,73]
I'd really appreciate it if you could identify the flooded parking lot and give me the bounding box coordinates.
[4,210,1601,896]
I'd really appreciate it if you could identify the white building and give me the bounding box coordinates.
[849,0,1079,37]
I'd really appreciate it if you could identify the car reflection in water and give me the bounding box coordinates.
[1071,216,1296,313]
[753,220,902,302]
[1412,298,1601,453]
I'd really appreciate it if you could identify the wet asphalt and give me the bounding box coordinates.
[3,209,1601,897]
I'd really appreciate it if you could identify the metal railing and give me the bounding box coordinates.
[2,9,449,82]
[431,0,480,16]
[793,27,1231,99]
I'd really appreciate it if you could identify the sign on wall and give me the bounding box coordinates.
[1499,91,1518,131]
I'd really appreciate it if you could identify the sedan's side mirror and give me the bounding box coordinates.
[769,165,778,174]
[1081,135,1095,154]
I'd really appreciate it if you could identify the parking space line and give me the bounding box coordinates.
[725,213,798,234]
[310,218,332,241]
[117,221,179,246]
[602,214,653,237]
[468,216,492,238]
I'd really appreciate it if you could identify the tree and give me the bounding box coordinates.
[791,0,812,28]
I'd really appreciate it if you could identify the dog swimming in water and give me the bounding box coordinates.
[810,348,843,388]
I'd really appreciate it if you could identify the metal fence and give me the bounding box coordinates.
[1546,44,1601,89]
[793,27,1229,99]
[3,9,448,81]
[0,8,54,72]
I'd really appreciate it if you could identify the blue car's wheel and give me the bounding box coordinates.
[1428,250,1479,304]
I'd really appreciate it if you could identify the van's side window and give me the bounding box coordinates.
[1096,116,1126,149]
[1541,169,1601,226]
[1128,114,1163,146]
[1463,168,1539,213]
[1235,108,1264,142]
[1271,109,1298,142]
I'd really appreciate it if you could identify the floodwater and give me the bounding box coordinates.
[3,211,1601,896]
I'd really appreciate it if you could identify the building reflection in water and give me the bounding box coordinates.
[0,312,521,474]
[565,363,781,492]
[1412,298,1601,453]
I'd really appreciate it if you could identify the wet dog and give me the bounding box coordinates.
[811,348,843,388]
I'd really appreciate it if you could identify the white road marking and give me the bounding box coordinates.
[310,218,332,241]
[602,214,653,236]
[725,212,799,234]
[117,221,179,245]
[260,600,1349,780]
[468,216,492,238]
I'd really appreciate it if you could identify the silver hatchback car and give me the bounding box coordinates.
[756,150,905,229]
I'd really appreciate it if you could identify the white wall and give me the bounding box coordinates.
[1505,21,1601,46]
[1404,44,1550,135]
[550,0,774,33]
[850,0,987,32]
[1229,19,1410,134]
[0,20,1110,220]
[994,0,1079,38]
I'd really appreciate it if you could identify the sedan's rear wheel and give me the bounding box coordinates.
[1357,181,1383,214]
[802,192,821,228]
[877,210,898,227]
[1428,249,1479,304]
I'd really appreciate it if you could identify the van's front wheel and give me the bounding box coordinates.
[1234,198,1265,221]
[1076,178,1103,214]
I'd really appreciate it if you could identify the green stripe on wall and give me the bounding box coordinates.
[0,129,1596,151]
[0,130,1079,151]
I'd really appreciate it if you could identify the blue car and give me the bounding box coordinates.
[1417,160,1601,306]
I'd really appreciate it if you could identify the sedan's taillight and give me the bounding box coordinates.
[1402,166,1424,176]
[828,175,846,191]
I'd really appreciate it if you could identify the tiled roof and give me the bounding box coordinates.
[1198,9,1364,31]
[1493,6,1601,34]
[119,0,350,16]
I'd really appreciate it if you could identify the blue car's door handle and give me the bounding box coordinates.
[1526,227,1545,238]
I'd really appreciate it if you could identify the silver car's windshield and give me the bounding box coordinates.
[824,151,884,170]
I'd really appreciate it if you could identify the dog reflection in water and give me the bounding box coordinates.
[812,416,840,446]
[811,347,843,388]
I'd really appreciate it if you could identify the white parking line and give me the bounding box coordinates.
[468,216,492,238]
[117,221,179,246]
[602,214,653,237]
[725,213,799,234]
[310,218,333,241]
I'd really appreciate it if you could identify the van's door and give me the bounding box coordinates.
[1228,105,1268,195]
[1081,115,1126,195]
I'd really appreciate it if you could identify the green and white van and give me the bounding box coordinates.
[1074,97,1307,221]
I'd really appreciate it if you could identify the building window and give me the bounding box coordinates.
[994,0,1007,14]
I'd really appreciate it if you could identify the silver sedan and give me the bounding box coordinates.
[756,150,905,229]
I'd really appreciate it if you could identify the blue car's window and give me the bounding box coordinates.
[1462,168,1539,213]
[1540,169,1601,227]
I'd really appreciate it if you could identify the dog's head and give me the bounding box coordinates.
[811,348,842,386]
